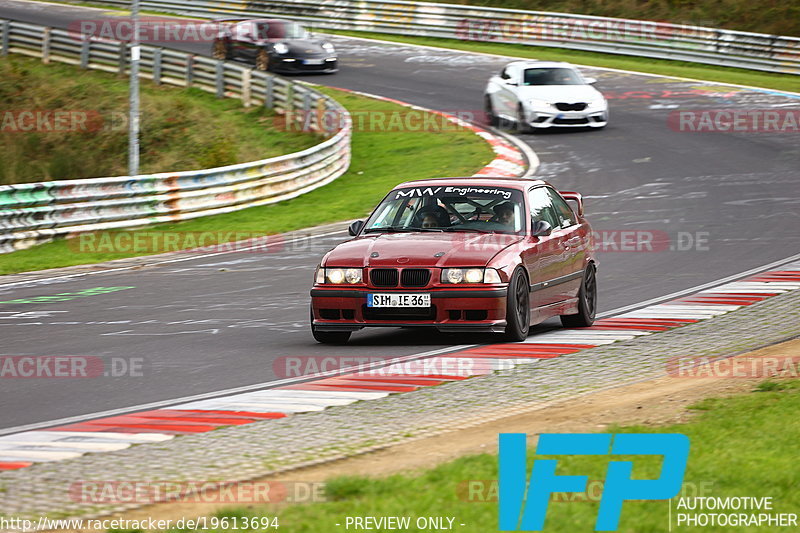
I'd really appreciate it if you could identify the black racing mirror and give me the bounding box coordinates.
[348,220,365,236]
[531,220,552,237]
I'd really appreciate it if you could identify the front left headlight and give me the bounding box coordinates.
[273,42,289,54]
[441,268,502,284]
[322,42,335,53]
[316,267,363,284]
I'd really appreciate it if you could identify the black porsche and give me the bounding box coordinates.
[211,18,338,74]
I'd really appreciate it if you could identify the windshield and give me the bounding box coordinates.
[254,21,307,40]
[523,67,584,86]
[363,185,525,235]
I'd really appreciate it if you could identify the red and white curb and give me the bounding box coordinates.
[318,85,531,177]
[1,264,798,471]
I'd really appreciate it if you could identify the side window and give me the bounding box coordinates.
[547,188,576,228]
[527,187,559,230]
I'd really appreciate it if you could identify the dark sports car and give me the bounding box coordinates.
[211,18,338,73]
[310,177,598,344]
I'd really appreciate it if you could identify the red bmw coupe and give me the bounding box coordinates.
[310,177,597,344]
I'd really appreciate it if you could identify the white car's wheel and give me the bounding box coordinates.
[516,104,533,134]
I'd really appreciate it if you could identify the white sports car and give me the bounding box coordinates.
[484,61,608,131]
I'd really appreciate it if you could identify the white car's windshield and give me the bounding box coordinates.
[523,68,584,86]
[364,186,525,235]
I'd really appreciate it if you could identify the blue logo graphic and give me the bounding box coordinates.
[498,433,689,531]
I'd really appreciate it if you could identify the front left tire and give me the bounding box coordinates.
[310,308,351,344]
[503,267,531,342]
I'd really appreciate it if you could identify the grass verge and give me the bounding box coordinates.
[327,29,800,94]
[0,55,318,183]
[157,379,800,532]
[0,86,494,275]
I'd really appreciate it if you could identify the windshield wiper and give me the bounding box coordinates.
[365,226,444,233]
[364,226,413,233]
[442,227,497,234]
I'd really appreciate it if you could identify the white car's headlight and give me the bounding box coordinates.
[317,267,363,284]
[441,268,502,284]
[589,96,606,107]
[322,42,335,53]
[273,42,289,54]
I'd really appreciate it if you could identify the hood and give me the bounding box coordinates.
[517,84,601,104]
[324,232,523,268]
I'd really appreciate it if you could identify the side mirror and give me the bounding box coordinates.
[348,220,365,236]
[531,220,552,237]
[584,77,597,85]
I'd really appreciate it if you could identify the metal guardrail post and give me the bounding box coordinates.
[80,37,90,68]
[186,54,194,87]
[303,92,312,132]
[153,48,162,85]
[41,27,51,64]
[118,41,126,75]
[241,69,252,107]
[264,75,274,109]
[215,60,224,98]
[2,20,10,57]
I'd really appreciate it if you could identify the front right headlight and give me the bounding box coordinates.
[441,268,502,284]
[273,42,289,54]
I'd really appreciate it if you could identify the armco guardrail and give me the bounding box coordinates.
[77,0,799,75]
[0,19,351,254]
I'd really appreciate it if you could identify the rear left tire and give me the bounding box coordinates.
[256,49,271,71]
[560,264,597,328]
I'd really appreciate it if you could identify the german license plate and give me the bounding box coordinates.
[367,293,431,308]
[304,59,325,65]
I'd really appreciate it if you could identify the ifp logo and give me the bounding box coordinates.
[499,433,689,531]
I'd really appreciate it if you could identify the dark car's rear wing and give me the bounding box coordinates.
[559,191,584,216]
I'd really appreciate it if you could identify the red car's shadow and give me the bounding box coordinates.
[340,321,563,347]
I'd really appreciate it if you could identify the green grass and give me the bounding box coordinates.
[0,87,494,274]
[0,55,318,184]
[152,379,800,533]
[327,29,800,94]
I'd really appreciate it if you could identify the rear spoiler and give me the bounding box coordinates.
[559,191,583,216]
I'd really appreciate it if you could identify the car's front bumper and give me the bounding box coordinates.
[524,107,608,128]
[310,287,508,333]
[274,57,338,73]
